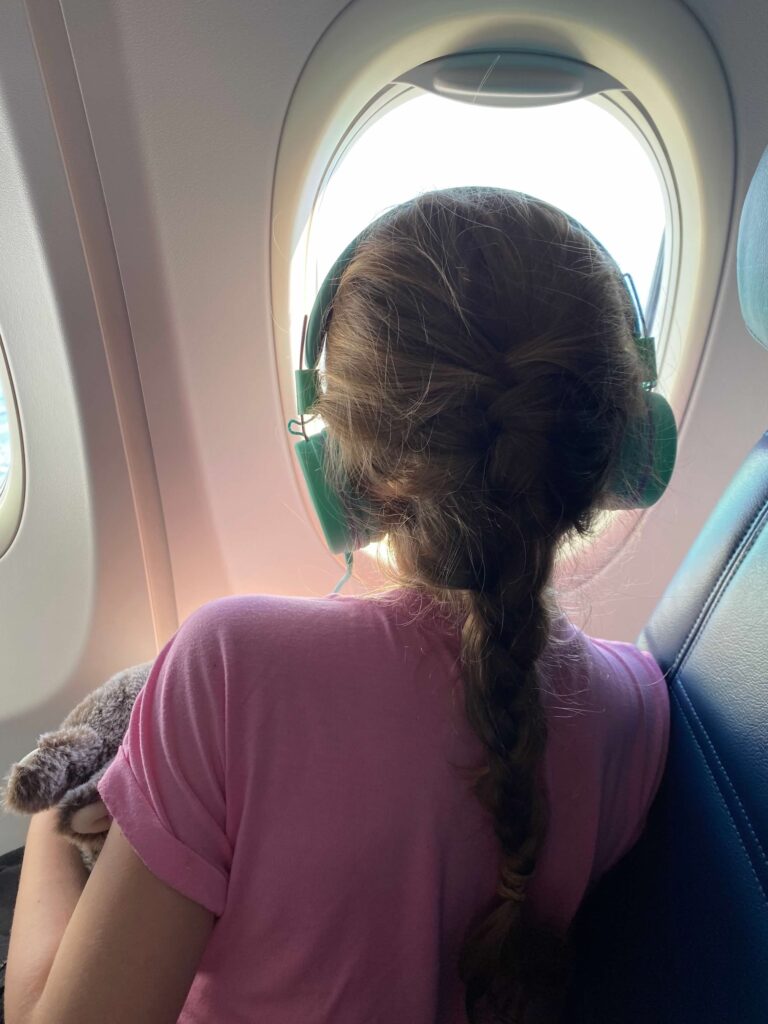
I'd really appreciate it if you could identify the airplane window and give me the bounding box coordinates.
[0,380,10,498]
[0,337,22,559]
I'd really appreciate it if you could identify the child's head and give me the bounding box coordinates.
[313,186,648,1020]
[316,186,646,582]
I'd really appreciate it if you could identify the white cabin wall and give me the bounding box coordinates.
[58,0,348,619]
[0,0,158,853]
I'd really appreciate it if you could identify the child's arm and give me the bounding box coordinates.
[6,810,214,1024]
[4,808,88,1023]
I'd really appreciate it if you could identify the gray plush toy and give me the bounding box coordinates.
[2,663,152,871]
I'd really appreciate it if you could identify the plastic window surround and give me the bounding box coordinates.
[0,336,24,557]
[304,59,678,384]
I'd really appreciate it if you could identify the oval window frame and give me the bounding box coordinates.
[0,335,25,557]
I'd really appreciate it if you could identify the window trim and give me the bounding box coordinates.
[0,335,25,557]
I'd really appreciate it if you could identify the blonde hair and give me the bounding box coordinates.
[313,187,646,1022]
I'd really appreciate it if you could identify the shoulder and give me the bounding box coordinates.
[545,613,665,686]
[166,592,401,681]
[177,590,434,645]
[581,626,669,729]
[174,592,345,649]
[540,613,669,731]
[134,596,361,769]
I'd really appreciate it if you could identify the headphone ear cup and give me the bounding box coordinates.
[603,391,678,509]
[294,430,382,554]
[294,430,354,554]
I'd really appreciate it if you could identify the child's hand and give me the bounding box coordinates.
[69,798,112,835]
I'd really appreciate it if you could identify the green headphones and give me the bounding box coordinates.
[287,190,678,563]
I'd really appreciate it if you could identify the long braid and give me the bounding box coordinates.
[458,531,565,1021]
[408,447,573,1020]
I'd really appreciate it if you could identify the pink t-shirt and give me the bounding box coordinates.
[97,589,669,1023]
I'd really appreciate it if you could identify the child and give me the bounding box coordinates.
[22,187,669,1024]
[303,185,671,1021]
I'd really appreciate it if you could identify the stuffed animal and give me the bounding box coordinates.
[2,663,152,871]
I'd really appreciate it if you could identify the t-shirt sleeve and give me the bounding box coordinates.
[97,603,233,917]
[586,635,670,882]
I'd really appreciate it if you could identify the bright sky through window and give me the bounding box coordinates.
[310,92,666,314]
